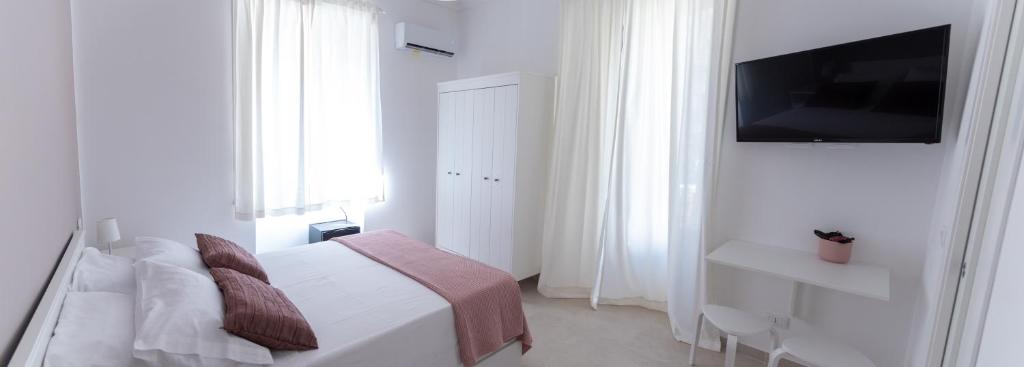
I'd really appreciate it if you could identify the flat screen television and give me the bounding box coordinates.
[735,25,950,143]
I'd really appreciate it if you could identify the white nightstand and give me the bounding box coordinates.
[109,245,136,259]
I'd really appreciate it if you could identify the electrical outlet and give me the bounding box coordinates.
[768,314,790,330]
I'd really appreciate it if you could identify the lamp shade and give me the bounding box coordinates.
[97,218,121,244]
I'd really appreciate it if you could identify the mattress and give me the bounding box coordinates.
[258,242,520,367]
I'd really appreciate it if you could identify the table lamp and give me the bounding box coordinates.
[97,218,121,255]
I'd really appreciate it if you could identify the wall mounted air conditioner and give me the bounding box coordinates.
[395,22,455,57]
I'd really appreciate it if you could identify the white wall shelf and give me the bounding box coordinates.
[708,240,890,302]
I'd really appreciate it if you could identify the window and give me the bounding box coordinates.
[233,0,384,220]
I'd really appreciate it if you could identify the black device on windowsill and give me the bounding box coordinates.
[309,220,361,243]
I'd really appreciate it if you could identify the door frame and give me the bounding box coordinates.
[927,0,1024,365]
[946,0,1024,364]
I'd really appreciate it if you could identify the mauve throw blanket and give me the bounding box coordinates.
[333,230,532,366]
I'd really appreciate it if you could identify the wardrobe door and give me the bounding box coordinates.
[435,92,456,252]
[451,90,475,257]
[489,85,519,272]
[469,88,496,265]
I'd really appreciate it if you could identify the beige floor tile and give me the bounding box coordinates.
[520,278,763,367]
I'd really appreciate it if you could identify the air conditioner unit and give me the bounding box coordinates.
[395,22,455,57]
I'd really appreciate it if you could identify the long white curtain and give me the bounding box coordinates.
[539,0,736,349]
[234,0,384,220]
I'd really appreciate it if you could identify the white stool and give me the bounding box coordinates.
[768,337,876,367]
[689,304,772,367]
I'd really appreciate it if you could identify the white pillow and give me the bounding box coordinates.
[134,236,209,277]
[133,260,272,366]
[45,292,141,367]
[72,247,136,295]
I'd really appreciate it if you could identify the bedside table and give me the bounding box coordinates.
[110,245,136,259]
[309,220,361,243]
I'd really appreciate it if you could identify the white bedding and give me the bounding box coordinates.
[40,239,521,367]
[258,242,465,367]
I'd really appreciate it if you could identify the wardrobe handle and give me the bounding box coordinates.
[456,172,461,176]
[494,178,500,182]
[447,171,452,175]
[484,177,490,180]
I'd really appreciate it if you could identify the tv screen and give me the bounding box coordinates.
[735,25,950,143]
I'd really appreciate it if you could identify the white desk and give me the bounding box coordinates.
[707,240,890,318]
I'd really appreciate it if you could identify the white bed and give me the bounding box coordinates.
[10,232,522,367]
[258,242,522,367]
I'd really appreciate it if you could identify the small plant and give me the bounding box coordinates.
[814,230,855,244]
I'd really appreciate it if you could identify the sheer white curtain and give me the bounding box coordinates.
[234,0,384,220]
[538,0,629,302]
[539,0,736,348]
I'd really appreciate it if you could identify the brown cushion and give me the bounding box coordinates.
[210,267,318,350]
[196,233,269,283]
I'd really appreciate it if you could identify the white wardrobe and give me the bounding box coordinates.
[435,72,554,280]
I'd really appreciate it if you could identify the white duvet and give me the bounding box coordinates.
[258,242,462,367]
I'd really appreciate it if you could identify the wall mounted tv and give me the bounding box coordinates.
[735,25,950,143]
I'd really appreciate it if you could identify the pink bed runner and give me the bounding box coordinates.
[333,230,532,366]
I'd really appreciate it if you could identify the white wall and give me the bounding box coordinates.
[456,0,560,78]
[710,0,982,365]
[70,0,458,253]
[0,0,81,361]
[72,0,254,251]
[360,0,459,246]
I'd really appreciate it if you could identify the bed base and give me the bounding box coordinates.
[9,229,86,367]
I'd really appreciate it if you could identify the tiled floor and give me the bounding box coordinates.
[519,278,763,367]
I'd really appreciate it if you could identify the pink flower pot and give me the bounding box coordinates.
[818,238,853,264]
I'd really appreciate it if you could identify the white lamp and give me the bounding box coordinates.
[97,218,121,255]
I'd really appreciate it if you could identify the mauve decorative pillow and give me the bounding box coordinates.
[210,267,319,351]
[195,233,269,283]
